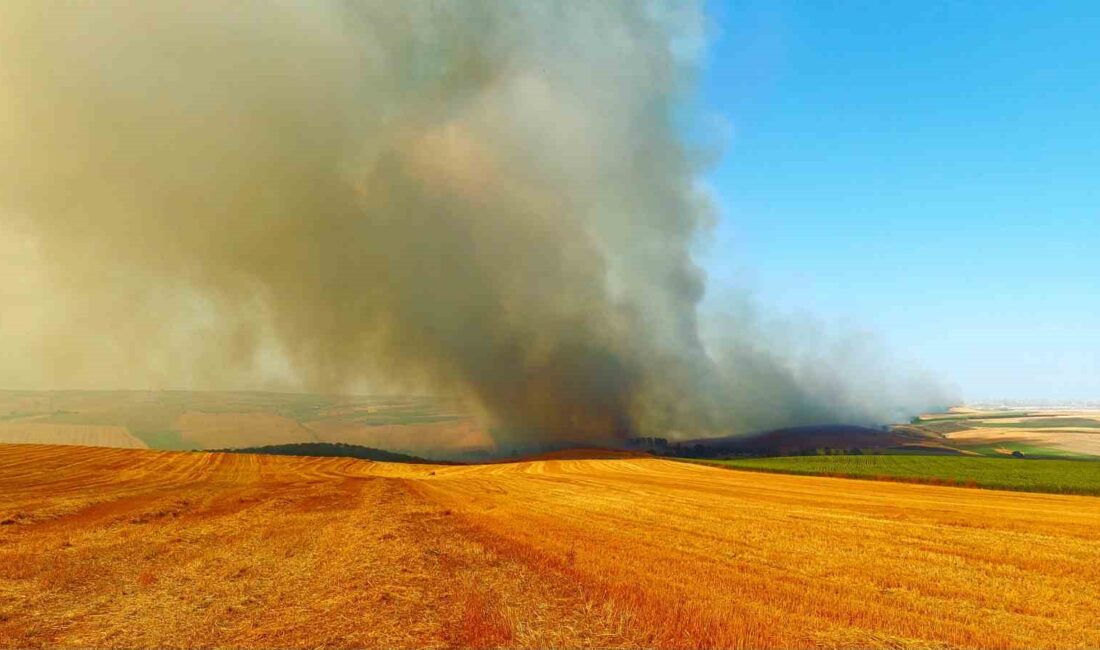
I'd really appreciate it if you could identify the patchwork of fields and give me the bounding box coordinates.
[909,408,1100,457]
[2,444,1098,649]
[0,391,488,458]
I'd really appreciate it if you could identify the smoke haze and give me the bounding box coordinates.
[0,1,951,445]
[701,295,956,433]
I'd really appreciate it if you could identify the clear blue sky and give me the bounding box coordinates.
[697,1,1100,402]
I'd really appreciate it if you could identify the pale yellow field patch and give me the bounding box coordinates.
[173,411,314,449]
[0,422,146,448]
[946,427,1100,456]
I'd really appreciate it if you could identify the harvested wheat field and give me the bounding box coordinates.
[1,445,1098,649]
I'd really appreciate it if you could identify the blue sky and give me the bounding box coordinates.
[697,1,1100,401]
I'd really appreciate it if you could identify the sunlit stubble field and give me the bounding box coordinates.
[1,445,1098,649]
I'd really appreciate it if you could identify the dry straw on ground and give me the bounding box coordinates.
[1,444,1098,648]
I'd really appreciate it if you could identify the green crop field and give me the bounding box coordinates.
[698,455,1100,495]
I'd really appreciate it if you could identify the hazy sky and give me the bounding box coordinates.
[698,1,1099,402]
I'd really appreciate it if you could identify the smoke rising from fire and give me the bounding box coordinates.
[0,2,950,444]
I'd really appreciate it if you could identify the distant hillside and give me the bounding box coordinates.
[210,442,435,464]
[642,424,947,458]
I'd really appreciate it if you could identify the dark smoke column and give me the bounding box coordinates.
[0,1,722,445]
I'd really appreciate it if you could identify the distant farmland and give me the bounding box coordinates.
[0,422,146,449]
[907,407,1100,457]
[0,390,490,458]
[1,444,1098,648]
[700,455,1100,495]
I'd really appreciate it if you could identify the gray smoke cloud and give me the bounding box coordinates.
[701,295,957,434]
[0,1,950,446]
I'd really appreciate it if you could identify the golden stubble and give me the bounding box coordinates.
[1,444,1097,649]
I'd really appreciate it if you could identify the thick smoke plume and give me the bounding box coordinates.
[0,2,949,445]
[702,296,956,433]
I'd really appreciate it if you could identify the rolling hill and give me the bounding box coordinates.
[677,423,947,457]
[210,442,434,464]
